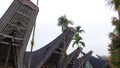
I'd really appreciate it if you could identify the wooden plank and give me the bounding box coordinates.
[0,33,23,41]
[16,11,30,19]
[0,41,21,46]
[8,23,26,30]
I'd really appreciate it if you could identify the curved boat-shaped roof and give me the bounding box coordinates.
[89,56,109,68]
[24,27,76,68]
[73,51,93,68]
[61,47,81,68]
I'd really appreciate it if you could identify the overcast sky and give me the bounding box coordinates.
[0,0,118,56]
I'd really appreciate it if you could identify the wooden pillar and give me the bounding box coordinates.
[12,46,18,68]
[4,42,12,68]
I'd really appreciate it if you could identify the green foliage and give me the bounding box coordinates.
[107,0,120,67]
[58,15,73,32]
[107,0,120,10]
[113,0,120,10]
[72,34,85,48]
[72,26,85,48]
[114,19,120,33]
[111,52,120,67]
[108,18,120,68]
[109,32,115,39]
[76,26,85,33]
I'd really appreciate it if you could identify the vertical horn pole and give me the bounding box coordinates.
[28,0,39,68]
[37,0,39,6]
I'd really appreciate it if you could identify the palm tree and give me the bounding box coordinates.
[72,26,85,48]
[76,26,85,33]
[107,0,120,18]
[72,33,85,48]
[58,15,73,32]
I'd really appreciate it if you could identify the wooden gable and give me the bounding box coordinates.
[0,0,39,68]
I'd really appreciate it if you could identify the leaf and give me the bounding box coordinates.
[57,14,74,32]
[76,26,85,33]
[79,41,85,47]
[72,41,76,48]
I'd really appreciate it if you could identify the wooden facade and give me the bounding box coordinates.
[0,0,39,68]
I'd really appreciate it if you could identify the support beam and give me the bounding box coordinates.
[0,41,21,46]
[0,33,23,41]
[4,43,12,68]
[8,23,26,30]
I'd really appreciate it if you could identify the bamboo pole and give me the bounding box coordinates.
[28,0,39,68]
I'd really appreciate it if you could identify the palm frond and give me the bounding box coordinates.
[76,26,81,32]
[76,26,85,33]
[68,20,74,25]
[74,33,80,38]
[74,33,83,40]
[72,41,76,48]
[79,30,85,33]
[57,22,62,26]
[57,14,74,32]
[72,33,85,48]
[79,41,85,47]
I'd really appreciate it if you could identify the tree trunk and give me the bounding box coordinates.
[118,9,120,19]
